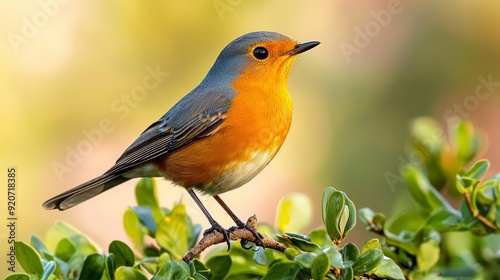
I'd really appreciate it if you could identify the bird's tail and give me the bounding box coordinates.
[42,174,130,211]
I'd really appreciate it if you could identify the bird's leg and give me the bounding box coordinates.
[213,195,264,249]
[187,189,231,250]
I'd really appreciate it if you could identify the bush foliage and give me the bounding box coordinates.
[9,118,500,280]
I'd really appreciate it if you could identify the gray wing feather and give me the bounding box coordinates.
[104,90,231,175]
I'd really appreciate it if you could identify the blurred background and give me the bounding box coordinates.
[1,0,499,270]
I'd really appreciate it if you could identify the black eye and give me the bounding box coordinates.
[252,47,269,60]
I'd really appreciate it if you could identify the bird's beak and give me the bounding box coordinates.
[287,41,320,56]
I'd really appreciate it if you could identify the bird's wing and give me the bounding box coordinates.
[105,90,232,175]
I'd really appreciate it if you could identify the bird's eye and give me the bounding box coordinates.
[252,47,269,60]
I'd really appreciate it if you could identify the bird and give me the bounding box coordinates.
[43,31,320,248]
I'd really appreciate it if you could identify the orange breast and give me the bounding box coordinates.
[159,70,293,195]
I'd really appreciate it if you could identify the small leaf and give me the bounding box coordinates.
[262,261,302,280]
[55,238,76,262]
[294,252,315,268]
[123,208,144,251]
[338,267,354,280]
[115,266,148,280]
[403,165,455,211]
[322,187,345,241]
[276,193,312,233]
[361,239,381,253]
[352,249,383,276]
[155,204,189,258]
[105,253,115,278]
[206,255,231,279]
[417,239,440,272]
[341,243,359,264]
[15,241,43,277]
[131,206,158,234]
[358,208,375,226]
[44,221,99,254]
[5,274,30,280]
[311,252,330,280]
[308,229,335,249]
[79,254,105,280]
[30,236,47,255]
[41,261,56,280]
[135,178,164,224]
[153,260,190,280]
[109,240,136,268]
[283,233,322,253]
[372,257,405,280]
[454,121,479,162]
[324,247,343,268]
[464,160,489,180]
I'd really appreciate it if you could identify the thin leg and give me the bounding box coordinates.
[213,195,245,227]
[187,189,231,250]
[213,195,264,247]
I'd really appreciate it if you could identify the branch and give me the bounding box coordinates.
[183,215,286,263]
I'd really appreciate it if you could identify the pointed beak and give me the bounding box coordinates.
[287,41,320,56]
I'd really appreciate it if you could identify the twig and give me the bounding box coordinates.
[183,215,286,263]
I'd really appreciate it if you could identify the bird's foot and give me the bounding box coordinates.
[229,218,265,250]
[204,222,231,251]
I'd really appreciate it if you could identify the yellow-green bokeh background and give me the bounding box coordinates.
[1,0,500,275]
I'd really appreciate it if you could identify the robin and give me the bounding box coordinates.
[43,31,320,247]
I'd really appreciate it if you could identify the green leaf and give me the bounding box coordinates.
[55,238,76,262]
[454,121,480,163]
[426,208,462,232]
[124,208,144,251]
[5,274,30,280]
[342,193,357,239]
[131,206,158,234]
[361,239,381,253]
[30,235,47,256]
[44,221,99,255]
[41,261,56,280]
[403,165,454,211]
[338,267,354,280]
[358,208,375,226]
[352,249,383,276]
[206,255,231,279]
[294,252,315,268]
[283,233,322,253]
[372,257,405,280]
[262,261,302,280]
[109,240,136,268]
[276,193,312,233]
[15,241,43,277]
[105,253,116,279]
[464,159,489,180]
[135,178,164,224]
[156,203,189,258]
[341,243,359,264]
[311,252,330,280]
[322,187,345,241]
[417,240,440,272]
[308,228,335,249]
[324,247,344,268]
[191,259,210,279]
[153,260,191,280]
[79,254,105,280]
[115,266,148,280]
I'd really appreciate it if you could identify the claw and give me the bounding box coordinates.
[229,221,265,250]
[204,222,231,251]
